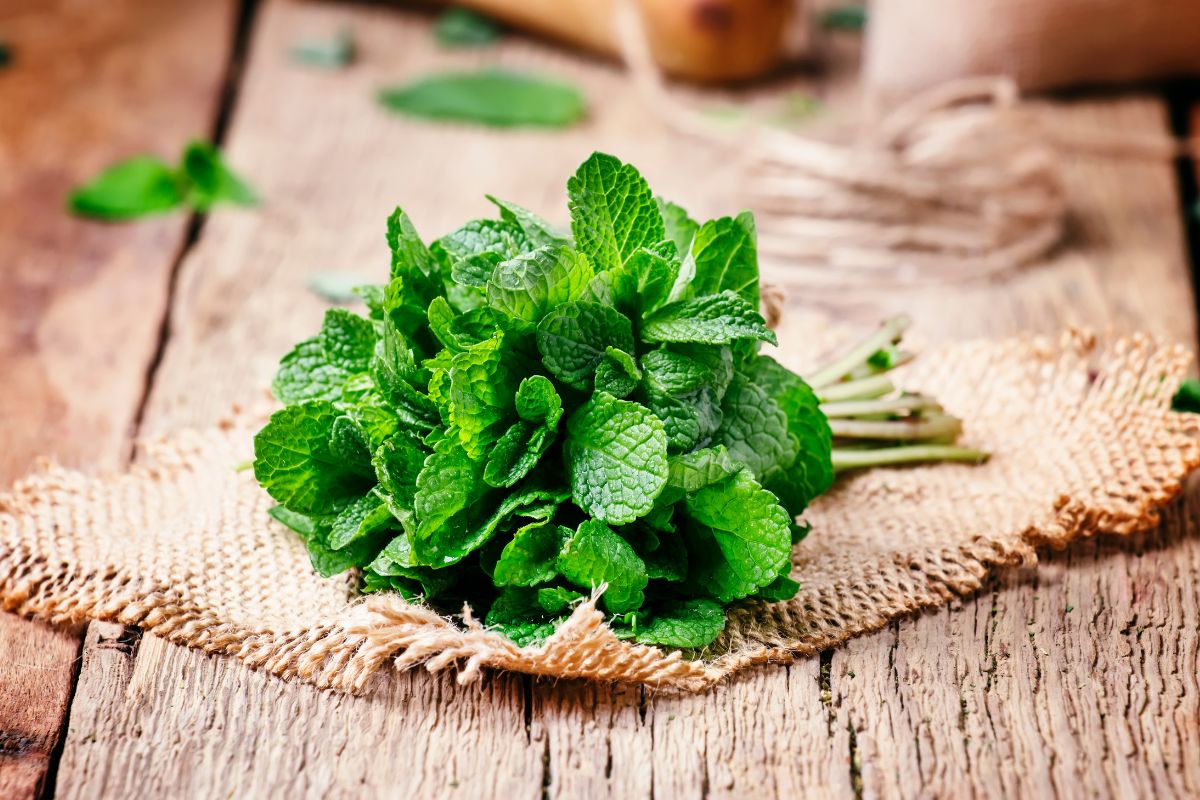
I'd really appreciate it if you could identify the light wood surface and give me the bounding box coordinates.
[0,2,236,797]
[4,0,1198,797]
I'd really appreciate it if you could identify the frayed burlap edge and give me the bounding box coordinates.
[2,330,1199,694]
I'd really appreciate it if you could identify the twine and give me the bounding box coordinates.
[613,0,1200,290]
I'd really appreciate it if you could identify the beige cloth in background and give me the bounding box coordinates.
[865,0,1200,94]
[1,331,1197,693]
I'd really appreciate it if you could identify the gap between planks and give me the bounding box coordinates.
[43,1,1200,798]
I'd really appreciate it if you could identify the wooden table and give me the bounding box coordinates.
[3,1,1199,797]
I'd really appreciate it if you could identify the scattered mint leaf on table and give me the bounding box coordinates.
[253,150,982,651]
[69,141,255,221]
[290,28,354,69]
[378,69,586,129]
[1172,378,1200,413]
[434,8,500,48]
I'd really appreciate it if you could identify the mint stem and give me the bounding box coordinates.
[828,413,962,441]
[816,374,894,403]
[820,394,942,418]
[806,315,911,390]
[832,445,990,471]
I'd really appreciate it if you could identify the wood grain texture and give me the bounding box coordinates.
[46,1,1200,798]
[0,2,236,798]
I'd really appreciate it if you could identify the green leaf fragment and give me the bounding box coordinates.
[434,8,500,47]
[565,392,668,525]
[568,152,665,274]
[642,291,776,346]
[379,69,586,129]
[536,301,634,389]
[557,520,648,613]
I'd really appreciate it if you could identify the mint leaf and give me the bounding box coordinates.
[568,152,665,274]
[487,195,568,248]
[657,198,699,260]
[254,401,370,514]
[594,347,641,398]
[633,599,725,648]
[536,301,634,389]
[493,522,568,586]
[557,520,648,613]
[538,586,584,614]
[449,331,517,458]
[434,8,500,47]
[747,355,834,515]
[690,212,758,308]
[715,374,798,483]
[68,157,184,220]
[379,69,586,129]
[642,290,776,346]
[434,218,528,288]
[486,588,561,646]
[386,209,442,299]
[290,28,355,68]
[684,469,792,603]
[329,491,395,550]
[488,246,593,327]
[565,393,668,524]
[484,376,563,488]
[181,141,258,210]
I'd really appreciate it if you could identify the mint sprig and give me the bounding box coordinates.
[254,152,982,651]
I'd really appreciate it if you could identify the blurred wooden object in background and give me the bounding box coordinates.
[866,0,1200,93]
[443,0,795,82]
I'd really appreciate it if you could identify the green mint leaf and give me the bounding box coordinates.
[667,446,740,493]
[642,290,776,346]
[290,28,354,68]
[319,308,376,372]
[328,491,395,550]
[755,573,801,602]
[594,347,641,398]
[484,376,563,488]
[565,392,668,524]
[568,152,665,274]
[254,401,370,515]
[180,141,257,210]
[690,212,759,308]
[486,588,561,646]
[684,469,792,603]
[385,209,442,297]
[632,599,725,648]
[378,69,586,129]
[68,156,184,220]
[538,586,584,614]
[487,195,568,248]
[434,7,500,47]
[657,198,699,261]
[748,355,834,515]
[715,374,798,483]
[488,245,594,327]
[1172,377,1200,413]
[536,300,634,389]
[412,434,487,564]
[449,331,517,458]
[372,433,428,500]
[557,520,648,613]
[434,218,528,288]
[493,522,569,586]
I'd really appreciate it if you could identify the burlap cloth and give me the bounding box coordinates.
[2,330,1198,693]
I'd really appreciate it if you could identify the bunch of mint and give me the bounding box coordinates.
[254,152,979,649]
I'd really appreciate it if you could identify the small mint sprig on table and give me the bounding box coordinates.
[252,151,983,651]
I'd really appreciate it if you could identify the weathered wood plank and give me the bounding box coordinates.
[50,1,1200,798]
[815,98,1200,800]
[0,2,236,797]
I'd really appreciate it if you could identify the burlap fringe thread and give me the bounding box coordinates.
[2,331,1199,694]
